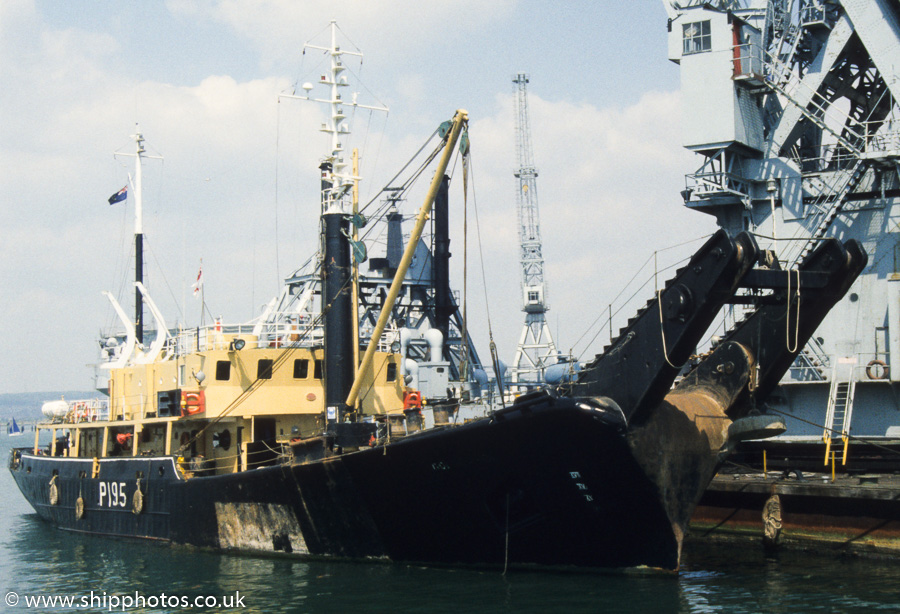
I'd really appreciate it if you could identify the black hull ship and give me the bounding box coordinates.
[12,396,678,569]
[8,24,867,572]
[9,225,865,571]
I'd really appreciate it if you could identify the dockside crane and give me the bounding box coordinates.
[510,74,558,391]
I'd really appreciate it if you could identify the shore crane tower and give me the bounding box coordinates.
[663,0,900,447]
[510,74,558,389]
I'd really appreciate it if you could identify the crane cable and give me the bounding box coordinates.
[466,149,506,408]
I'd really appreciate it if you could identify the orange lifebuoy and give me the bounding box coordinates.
[403,390,423,410]
[181,390,206,416]
[866,359,889,380]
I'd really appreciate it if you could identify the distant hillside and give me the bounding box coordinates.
[0,391,100,423]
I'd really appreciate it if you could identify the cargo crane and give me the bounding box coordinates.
[510,74,558,392]
[664,0,900,459]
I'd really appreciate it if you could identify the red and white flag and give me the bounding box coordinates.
[192,263,203,297]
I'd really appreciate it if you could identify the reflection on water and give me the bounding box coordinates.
[2,434,899,613]
[680,541,900,613]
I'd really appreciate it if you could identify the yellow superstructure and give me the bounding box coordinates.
[36,335,405,477]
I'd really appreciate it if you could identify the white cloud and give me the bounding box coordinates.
[0,1,716,392]
[167,0,518,71]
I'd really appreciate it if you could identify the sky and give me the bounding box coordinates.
[0,0,718,394]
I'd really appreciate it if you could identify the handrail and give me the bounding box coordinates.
[789,352,891,383]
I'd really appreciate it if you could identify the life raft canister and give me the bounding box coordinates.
[181,390,206,416]
[403,390,423,410]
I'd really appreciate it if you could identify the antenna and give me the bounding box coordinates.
[281,20,388,216]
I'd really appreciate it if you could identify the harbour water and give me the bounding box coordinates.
[2,433,899,613]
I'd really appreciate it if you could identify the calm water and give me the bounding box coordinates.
[2,434,899,613]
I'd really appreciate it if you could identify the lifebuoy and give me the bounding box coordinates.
[403,390,423,410]
[181,390,206,416]
[866,359,889,380]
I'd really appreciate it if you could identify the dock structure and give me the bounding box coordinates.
[664,0,900,553]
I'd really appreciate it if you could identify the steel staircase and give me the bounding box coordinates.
[760,39,871,266]
[764,52,865,158]
[787,158,867,266]
[793,338,830,381]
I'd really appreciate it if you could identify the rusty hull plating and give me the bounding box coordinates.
[620,237,867,566]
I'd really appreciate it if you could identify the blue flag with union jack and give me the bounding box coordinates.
[108,186,127,205]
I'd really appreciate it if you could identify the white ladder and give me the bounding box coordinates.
[824,357,857,465]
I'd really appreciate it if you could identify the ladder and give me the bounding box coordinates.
[823,357,857,466]
[787,158,867,266]
[763,52,865,158]
[793,339,830,381]
[761,49,869,266]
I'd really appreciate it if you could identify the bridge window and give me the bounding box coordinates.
[293,359,309,379]
[215,360,231,381]
[683,20,711,55]
[257,359,274,380]
[386,362,397,382]
[314,360,323,380]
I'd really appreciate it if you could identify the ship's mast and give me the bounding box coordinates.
[267,23,482,387]
[116,127,161,345]
[511,74,557,390]
[295,19,388,216]
[284,20,388,423]
[133,130,144,344]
